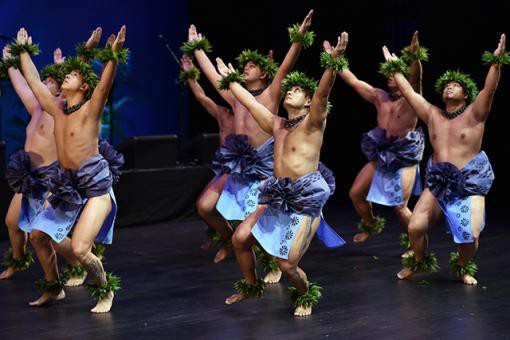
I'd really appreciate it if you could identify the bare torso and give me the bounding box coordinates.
[273,115,324,181]
[374,90,418,138]
[24,110,57,168]
[232,90,276,148]
[52,100,100,170]
[217,107,235,144]
[427,105,485,168]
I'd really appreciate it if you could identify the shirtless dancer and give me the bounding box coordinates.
[179,55,234,252]
[188,11,314,283]
[1,30,102,285]
[18,26,127,312]
[215,32,348,316]
[383,34,506,285]
[340,32,425,257]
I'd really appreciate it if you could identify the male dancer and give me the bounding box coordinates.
[17,26,127,312]
[1,31,102,285]
[339,32,425,257]
[179,55,234,251]
[215,32,348,316]
[383,34,506,284]
[188,11,313,280]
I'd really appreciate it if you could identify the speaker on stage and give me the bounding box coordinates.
[117,135,178,169]
[179,133,219,165]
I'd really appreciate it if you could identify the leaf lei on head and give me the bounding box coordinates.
[62,56,99,99]
[236,49,279,80]
[434,70,478,103]
[40,63,66,85]
[280,71,317,97]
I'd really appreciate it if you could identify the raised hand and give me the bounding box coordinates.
[16,28,32,45]
[53,48,65,64]
[2,46,11,60]
[410,31,419,53]
[111,25,126,52]
[267,49,274,61]
[323,32,348,58]
[180,55,194,71]
[85,27,102,49]
[299,9,314,34]
[382,46,398,62]
[215,57,236,77]
[188,24,200,42]
[105,34,115,47]
[494,33,506,56]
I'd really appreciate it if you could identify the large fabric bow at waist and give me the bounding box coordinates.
[361,127,424,171]
[212,133,274,179]
[48,155,113,211]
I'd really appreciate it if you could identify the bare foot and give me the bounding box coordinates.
[65,272,88,287]
[225,292,261,305]
[201,239,214,250]
[353,232,370,243]
[91,291,114,313]
[225,293,245,305]
[397,267,415,280]
[0,267,17,280]
[29,289,65,307]
[214,247,230,263]
[461,274,478,285]
[401,249,415,259]
[294,305,312,317]
[263,269,282,284]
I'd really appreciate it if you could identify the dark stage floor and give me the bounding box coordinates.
[1,206,509,339]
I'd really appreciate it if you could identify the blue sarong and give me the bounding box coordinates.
[361,127,425,206]
[216,134,274,220]
[32,143,124,244]
[251,163,345,260]
[425,151,494,243]
[5,150,57,233]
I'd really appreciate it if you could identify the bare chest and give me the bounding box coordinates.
[26,112,54,136]
[377,100,417,134]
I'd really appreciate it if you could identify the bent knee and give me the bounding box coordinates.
[407,218,427,234]
[349,186,364,202]
[29,230,50,245]
[393,205,410,216]
[71,241,91,261]
[5,216,18,230]
[196,199,215,218]
[276,260,295,274]
[231,232,249,250]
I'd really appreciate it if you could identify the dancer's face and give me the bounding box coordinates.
[42,77,60,96]
[61,70,89,95]
[243,61,267,82]
[284,86,311,110]
[442,81,467,102]
[387,76,397,90]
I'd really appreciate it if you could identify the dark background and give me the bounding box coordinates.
[0,0,508,211]
[187,0,510,211]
